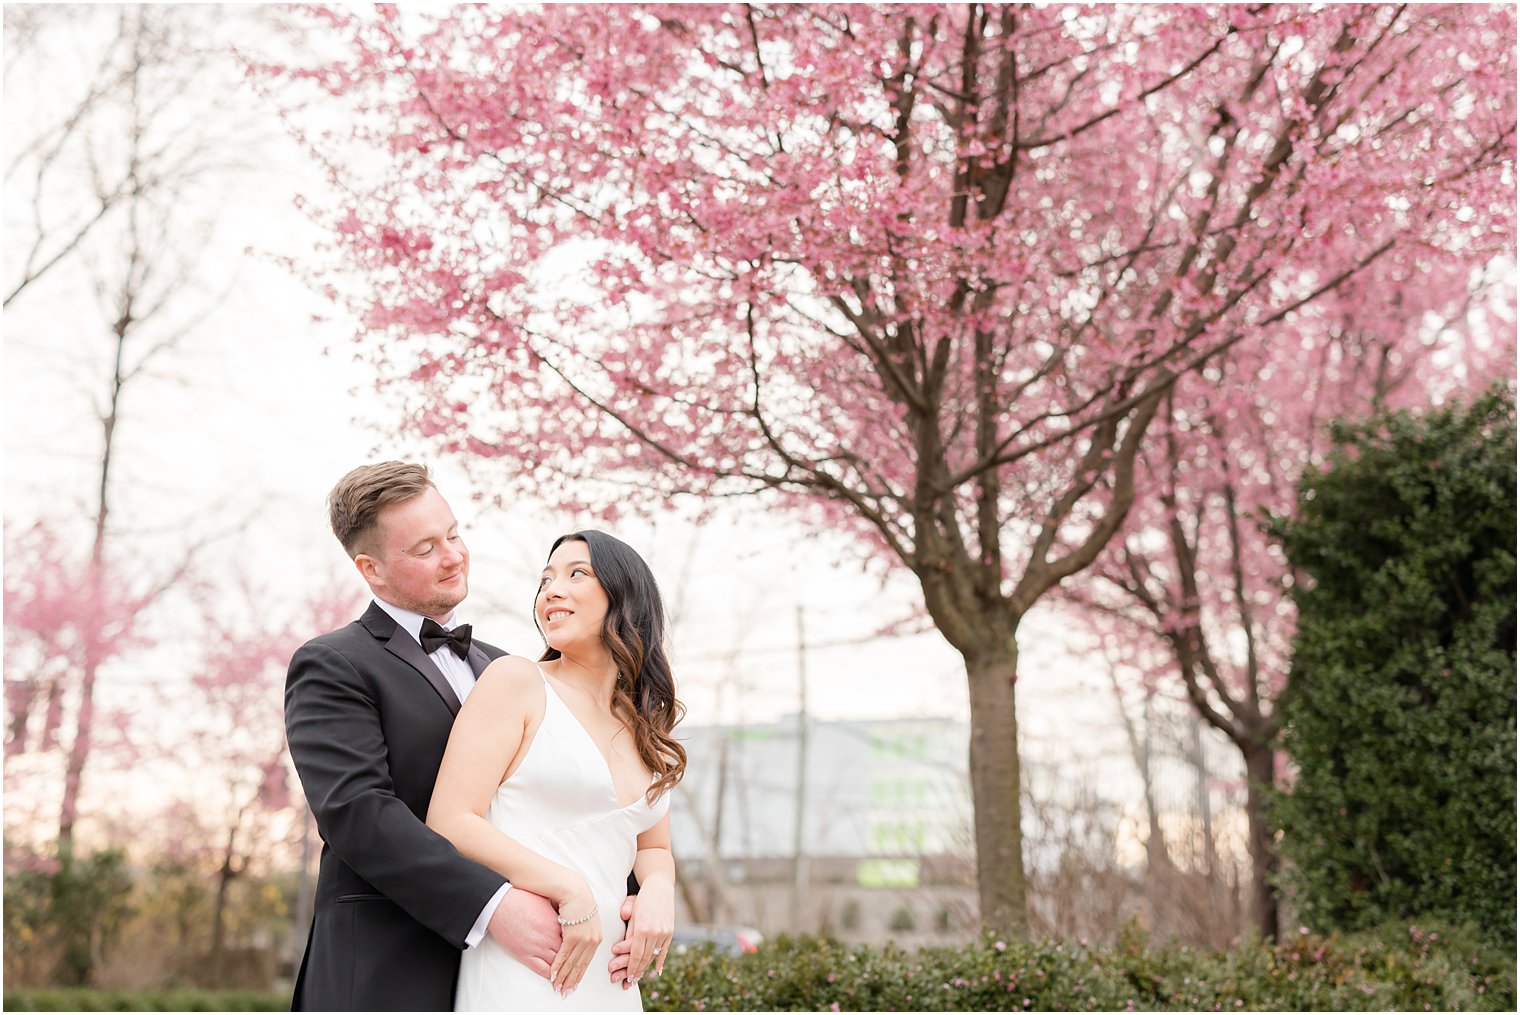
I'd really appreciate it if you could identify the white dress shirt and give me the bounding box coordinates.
[372,598,511,948]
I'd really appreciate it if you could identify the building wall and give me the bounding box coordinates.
[669,715,979,943]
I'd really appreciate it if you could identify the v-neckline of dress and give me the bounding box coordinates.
[538,667,648,812]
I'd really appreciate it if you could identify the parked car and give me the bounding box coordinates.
[671,924,764,954]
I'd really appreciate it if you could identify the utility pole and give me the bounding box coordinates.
[710,730,729,922]
[1191,713,1217,877]
[790,604,810,931]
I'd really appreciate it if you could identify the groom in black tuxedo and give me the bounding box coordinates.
[285,462,562,1011]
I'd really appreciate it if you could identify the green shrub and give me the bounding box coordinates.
[1,988,285,1011]
[7,923,1510,1011]
[641,922,1513,1011]
[1270,388,1517,942]
[4,849,135,987]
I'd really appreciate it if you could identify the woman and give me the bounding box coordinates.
[428,530,686,1011]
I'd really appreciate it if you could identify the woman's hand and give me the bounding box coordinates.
[550,882,602,998]
[622,875,675,986]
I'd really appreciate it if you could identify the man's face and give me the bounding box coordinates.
[357,486,469,622]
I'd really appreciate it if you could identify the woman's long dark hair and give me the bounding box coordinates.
[537,530,686,800]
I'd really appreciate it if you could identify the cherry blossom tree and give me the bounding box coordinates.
[1,521,189,856]
[1,520,178,986]
[267,3,1516,935]
[179,579,362,984]
[1071,262,1515,939]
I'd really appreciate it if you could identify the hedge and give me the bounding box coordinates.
[7,921,1511,1011]
[1270,389,1517,941]
[0,988,286,1011]
[643,922,1513,1011]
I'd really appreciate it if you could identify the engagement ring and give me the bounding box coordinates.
[652,946,663,955]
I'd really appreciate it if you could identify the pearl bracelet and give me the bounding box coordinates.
[557,904,598,927]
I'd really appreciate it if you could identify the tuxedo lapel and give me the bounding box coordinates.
[386,627,463,716]
[359,602,463,716]
[465,643,492,680]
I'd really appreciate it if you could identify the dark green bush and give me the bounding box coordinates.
[641,923,1514,1011]
[1,988,285,1011]
[4,849,135,987]
[7,922,1510,1011]
[1271,388,1517,942]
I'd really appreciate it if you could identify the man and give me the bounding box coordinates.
[285,462,564,1010]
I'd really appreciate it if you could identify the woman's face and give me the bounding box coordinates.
[537,539,610,652]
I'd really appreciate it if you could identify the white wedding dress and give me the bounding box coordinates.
[456,669,669,1012]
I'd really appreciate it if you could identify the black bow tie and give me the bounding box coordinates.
[419,619,473,659]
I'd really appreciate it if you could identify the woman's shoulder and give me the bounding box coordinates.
[470,655,548,709]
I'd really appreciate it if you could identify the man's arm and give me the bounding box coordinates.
[285,638,504,947]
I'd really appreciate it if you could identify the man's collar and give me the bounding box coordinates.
[371,597,460,645]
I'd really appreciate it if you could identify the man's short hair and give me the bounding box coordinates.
[327,461,435,558]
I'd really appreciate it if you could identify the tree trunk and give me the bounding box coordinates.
[56,658,98,860]
[672,862,704,928]
[963,644,1026,937]
[58,290,126,856]
[53,858,92,987]
[1242,738,1279,941]
[211,858,233,983]
[1136,694,1174,876]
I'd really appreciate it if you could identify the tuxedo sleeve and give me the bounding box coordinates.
[285,639,506,948]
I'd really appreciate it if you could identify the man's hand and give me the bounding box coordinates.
[487,888,562,979]
[607,894,636,988]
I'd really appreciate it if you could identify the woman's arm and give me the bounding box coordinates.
[427,657,590,906]
[623,813,676,984]
[426,656,602,995]
[633,821,675,891]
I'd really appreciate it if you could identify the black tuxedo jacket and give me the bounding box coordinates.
[285,601,509,1011]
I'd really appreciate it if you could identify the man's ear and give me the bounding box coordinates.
[354,553,381,587]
